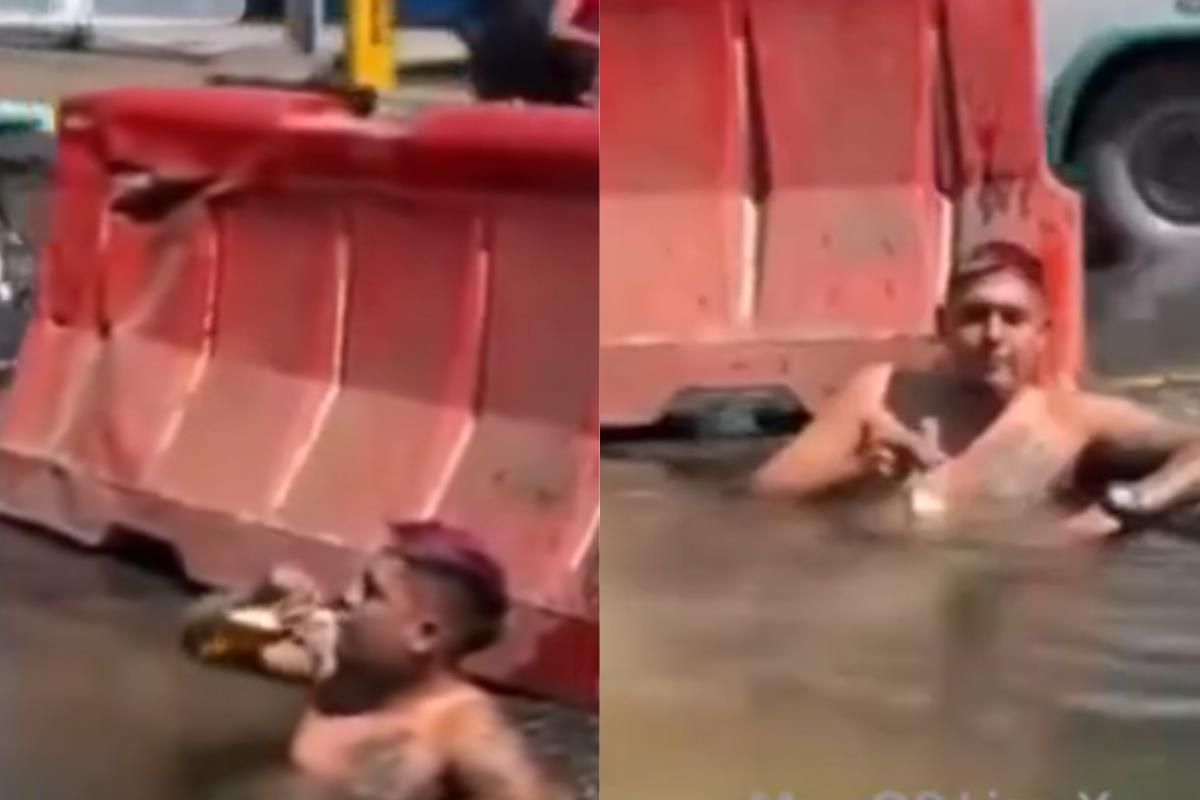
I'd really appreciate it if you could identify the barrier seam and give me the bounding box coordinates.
[143,203,221,482]
[267,201,353,516]
[420,214,491,519]
[738,7,772,330]
[570,504,598,573]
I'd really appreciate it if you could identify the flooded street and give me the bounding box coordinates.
[0,521,306,799]
[0,521,595,799]
[603,440,1200,800]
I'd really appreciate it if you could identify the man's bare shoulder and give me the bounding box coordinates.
[1047,387,1197,445]
[1062,389,1167,428]
[438,686,572,800]
[435,682,520,746]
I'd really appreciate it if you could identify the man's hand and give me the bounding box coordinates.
[253,566,339,682]
[857,413,946,482]
[259,565,325,609]
[183,565,322,652]
[262,608,339,683]
[1036,504,1125,548]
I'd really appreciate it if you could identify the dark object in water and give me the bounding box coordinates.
[1103,482,1153,518]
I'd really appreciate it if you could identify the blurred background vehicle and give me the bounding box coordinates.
[0,102,52,368]
[1039,0,1200,375]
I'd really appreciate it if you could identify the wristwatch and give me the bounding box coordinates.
[1103,483,1149,516]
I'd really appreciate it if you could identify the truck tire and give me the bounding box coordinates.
[0,129,54,368]
[1075,58,1200,375]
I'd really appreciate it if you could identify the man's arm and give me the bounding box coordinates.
[182,566,333,683]
[1079,394,1200,514]
[752,364,932,499]
[752,365,890,498]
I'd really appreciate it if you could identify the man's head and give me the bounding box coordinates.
[938,240,1050,400]
[334,522,509,682]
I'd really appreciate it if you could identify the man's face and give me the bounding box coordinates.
[939,269,1048,399]
[335,554,436,678]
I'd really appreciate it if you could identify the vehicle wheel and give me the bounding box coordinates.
[1075,58,1200,375]
[0,129,54,367]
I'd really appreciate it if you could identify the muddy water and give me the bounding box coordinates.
[603,454,1200,800]
[0,521,595,800]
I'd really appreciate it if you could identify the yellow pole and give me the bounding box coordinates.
[347,0,396,91]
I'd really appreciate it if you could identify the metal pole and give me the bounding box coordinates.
[284,0,325,56]
[346,0,396,91]
[60,0,92,41]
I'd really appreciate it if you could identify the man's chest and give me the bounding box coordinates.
[934,415,1087,508]
[883,383,1088,507]
[293,714,447,800]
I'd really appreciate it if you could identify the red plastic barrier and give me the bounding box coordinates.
[600,0,1082,426]
[0,89,599,709]
[749,0,946,338]
[600,0,741,344]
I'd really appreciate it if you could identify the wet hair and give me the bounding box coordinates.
[384,521,509,657]
[949,240,1045,298]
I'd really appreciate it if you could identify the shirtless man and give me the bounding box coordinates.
[188,522,568,800]
[752,240,1200,542]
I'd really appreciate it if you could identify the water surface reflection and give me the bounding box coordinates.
[603,456,1200,800]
